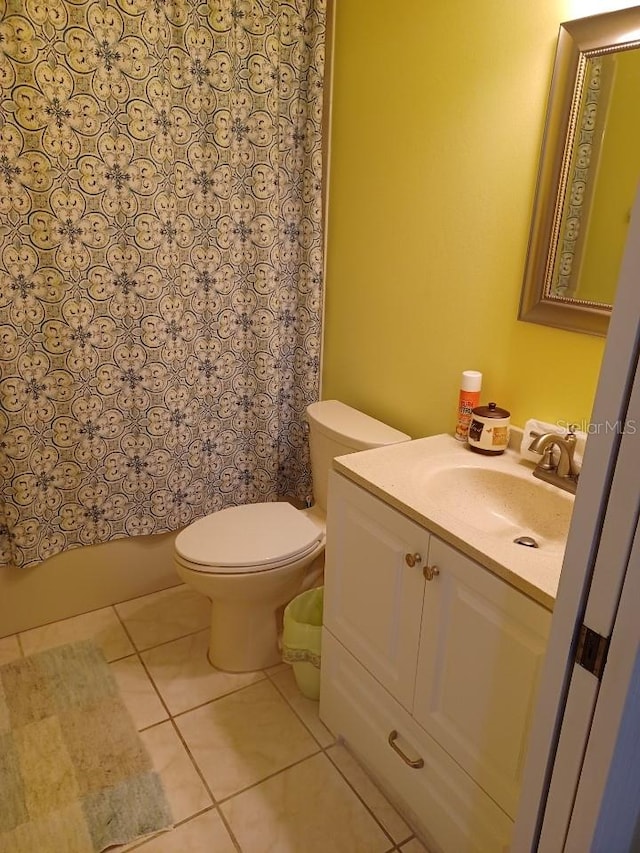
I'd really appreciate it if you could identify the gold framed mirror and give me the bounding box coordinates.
[519,6,640,337]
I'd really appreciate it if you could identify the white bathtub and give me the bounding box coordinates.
[0,532,181,636]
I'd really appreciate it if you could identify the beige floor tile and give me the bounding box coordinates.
[327,743,412,843]
[269,665,335,747]
[140,721,212,823]
[265,661,290,677]
[142,630,264,716]
[115,585,210,651]
[134,809,236,852]
[221,752,393,853]
[19,607,134,661]
[0,635,22,664]
[400,838,432,853]
[109,655,169,730]
[176,679,319,800]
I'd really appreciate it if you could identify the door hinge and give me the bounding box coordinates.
[576,624,610,680]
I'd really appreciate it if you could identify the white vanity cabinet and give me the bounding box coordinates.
[320,471,552,853]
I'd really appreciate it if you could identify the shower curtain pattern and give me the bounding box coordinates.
[0,0,325,567]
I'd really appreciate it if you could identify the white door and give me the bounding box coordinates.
[566,504,640,851]
[512,187,640,850]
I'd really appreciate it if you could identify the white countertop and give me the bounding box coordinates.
[333,434,574,611]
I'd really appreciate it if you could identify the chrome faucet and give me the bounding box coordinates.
[528,426,580,495]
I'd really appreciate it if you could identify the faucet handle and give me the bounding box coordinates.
[566,424,579,445]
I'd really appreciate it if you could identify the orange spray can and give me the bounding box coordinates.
[454,370,482,441]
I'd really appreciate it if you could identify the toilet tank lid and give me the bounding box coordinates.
[306,400,410,449]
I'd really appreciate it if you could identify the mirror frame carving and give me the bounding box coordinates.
[519,6,640,337]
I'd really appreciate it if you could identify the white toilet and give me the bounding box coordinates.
[173,400,410,672]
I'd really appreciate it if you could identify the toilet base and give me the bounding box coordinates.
[207,596,285,672]
[174,549,325,673]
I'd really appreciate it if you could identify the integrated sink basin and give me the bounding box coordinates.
[422,465,574,550]
[332,433,577,608]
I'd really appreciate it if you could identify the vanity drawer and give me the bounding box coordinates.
[320,629,512,853]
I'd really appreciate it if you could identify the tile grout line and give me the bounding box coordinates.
[137,670,333,846]
[7,584,183,645]
[13,584,425,852]
[265,667,408,850]
[124,805,236,853]
[150,671,270,722]
[15,632,25,658]
[163,710,245,853]
[111,602,244,852]
[213,737,326,807]
[324,741,414,850]
[122,608,255,850]
[160,656,417,849]
[140,624,211,654]
[166,678,326,808]
[111,604,173,721]
[111,623,211,658]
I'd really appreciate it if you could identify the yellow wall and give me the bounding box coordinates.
[322,0,636,438]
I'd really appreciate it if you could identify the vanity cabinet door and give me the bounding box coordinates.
[413,537,551,818]
[324,472,429,711]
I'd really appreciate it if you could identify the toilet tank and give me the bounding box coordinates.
[306,400,410,513]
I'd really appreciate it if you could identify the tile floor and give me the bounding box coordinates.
[1,584,429,852]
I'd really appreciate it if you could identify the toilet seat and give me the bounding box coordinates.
[174,502,324,574]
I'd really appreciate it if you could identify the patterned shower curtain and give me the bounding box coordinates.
[0,0,326,567]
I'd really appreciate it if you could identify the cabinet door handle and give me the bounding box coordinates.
[405,552,422,567]
[423,564,440,581]
[388,730,424,769]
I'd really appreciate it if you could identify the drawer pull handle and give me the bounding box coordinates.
[405,552,422,567]
[423,564,440,581]
[388,730,424,769]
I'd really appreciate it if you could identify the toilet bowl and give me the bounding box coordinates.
[173,400,410,672]
[174,502,326,671]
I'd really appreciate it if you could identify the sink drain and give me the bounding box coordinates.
[514,536,539,548]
